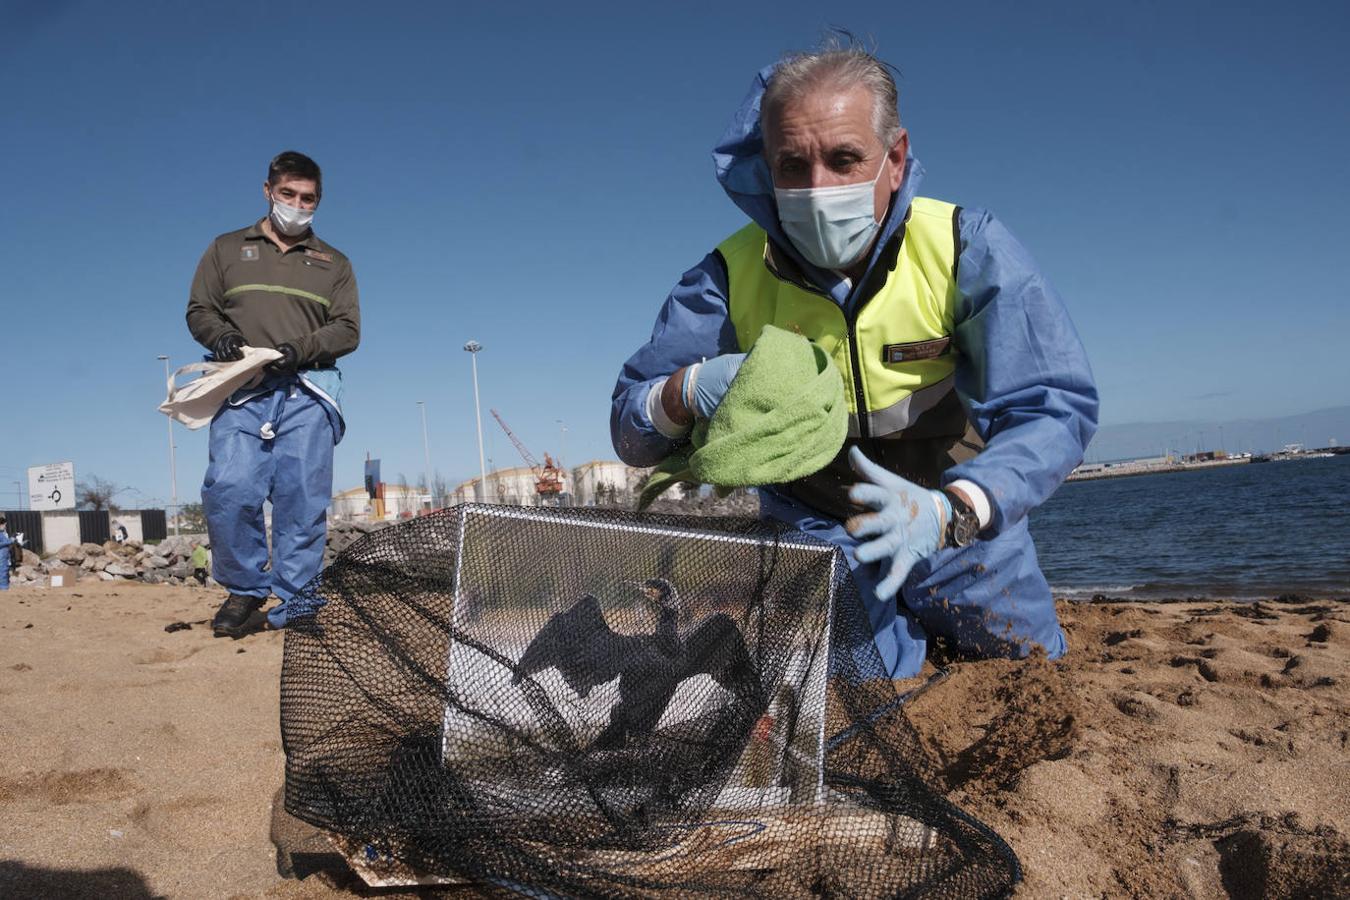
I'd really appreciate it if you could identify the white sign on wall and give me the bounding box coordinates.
[28,462,76,512]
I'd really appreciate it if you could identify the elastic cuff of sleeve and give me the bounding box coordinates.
[683,362,703,419]
[932,489,952,538]
[946,479,992,529]
[646,378,692,440]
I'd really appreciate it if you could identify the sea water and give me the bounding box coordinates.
[1029,454,1349,599]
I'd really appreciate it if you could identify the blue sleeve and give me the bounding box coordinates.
[944,209,1099,532]
[610,252,739,467]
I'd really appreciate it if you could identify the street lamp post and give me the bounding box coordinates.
[418,400,433,510]
[157,355,180,535]
[463,341,489,503]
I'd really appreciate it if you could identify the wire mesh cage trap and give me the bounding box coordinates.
[281,504,1020,897]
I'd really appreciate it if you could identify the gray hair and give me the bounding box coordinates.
[762,40,902,150]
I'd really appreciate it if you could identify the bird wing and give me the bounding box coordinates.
[514,594,630,697]
[680,614,762,704]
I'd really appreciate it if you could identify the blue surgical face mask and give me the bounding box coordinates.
[773,158,889,270]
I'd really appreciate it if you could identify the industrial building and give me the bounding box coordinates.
[569,459,646,506]
[331,483,433,520]
[448,464,572,507]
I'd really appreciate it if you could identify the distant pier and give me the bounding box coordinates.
[1067,457,1249,482]
[1067,446,1346,482]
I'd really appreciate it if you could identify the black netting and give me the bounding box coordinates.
[281,504,1020,898]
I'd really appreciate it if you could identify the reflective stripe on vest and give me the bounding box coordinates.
[719,196,961,439]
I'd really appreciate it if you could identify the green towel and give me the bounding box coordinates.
[638,324,847,510]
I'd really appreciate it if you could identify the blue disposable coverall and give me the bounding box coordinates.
[611,65,1099,678]
[0,530,13,590]
[203,365,345,628]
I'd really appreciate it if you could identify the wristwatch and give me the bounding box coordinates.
[942,488,980,548]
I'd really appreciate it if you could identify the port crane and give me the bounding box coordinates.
[490,409,565,501]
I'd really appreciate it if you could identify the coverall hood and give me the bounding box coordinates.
[712,63,925,300]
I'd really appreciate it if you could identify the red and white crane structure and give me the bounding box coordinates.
[490,409,565,501]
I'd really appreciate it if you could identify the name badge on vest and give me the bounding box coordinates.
[240,245,260,262]
[883,337,952,363]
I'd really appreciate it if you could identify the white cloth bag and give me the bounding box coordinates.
[157,346,283,430]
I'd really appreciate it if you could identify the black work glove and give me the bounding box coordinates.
[265,342,300,376]
[212,331,245,362]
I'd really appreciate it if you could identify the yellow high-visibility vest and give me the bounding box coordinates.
[719,196,960,439]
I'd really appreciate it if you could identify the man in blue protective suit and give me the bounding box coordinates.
[611,44,1098,679]
[186,151,359,637]
[0,515,16,591]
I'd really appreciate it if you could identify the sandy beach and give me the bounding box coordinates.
[1,581,1345,898]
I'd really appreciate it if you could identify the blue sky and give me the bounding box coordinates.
[2,0,1347,509]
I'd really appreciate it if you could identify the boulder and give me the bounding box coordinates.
[80,542,105,556]
[103,540,122,554]
[126,539,143,550]
[20,549,40,567]
[56,544,85,565]
[144,555,171,569]
[104,562,137,577]
[143,571,167,585]
[98,571,116,581]
[168,562,192,579]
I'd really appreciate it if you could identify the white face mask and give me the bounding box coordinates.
[774,158,889,270]
[269,196,315,237]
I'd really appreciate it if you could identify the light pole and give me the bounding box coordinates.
[417,400,433,509]
[157,355,180,535]
[463,341,489,502]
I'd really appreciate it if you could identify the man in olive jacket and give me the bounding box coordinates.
[186,150,359,637]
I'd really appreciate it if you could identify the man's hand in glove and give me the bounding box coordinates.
[212,332,245,362]
[686,353,747,419]
[845,446,951,601]
[264,342,299,376]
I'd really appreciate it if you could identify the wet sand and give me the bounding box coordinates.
[0,582,1345,898]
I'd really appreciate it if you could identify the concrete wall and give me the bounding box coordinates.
[42,511,80,552]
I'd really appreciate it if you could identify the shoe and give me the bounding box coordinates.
[212,594,265,638]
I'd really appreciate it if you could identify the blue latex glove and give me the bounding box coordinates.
[687,352,747,419]
[845,446,952,601]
